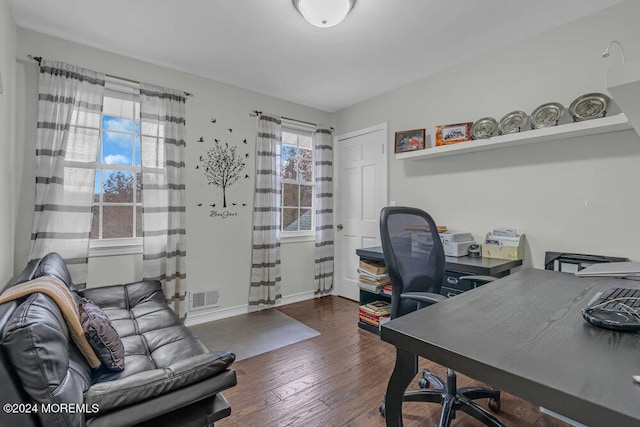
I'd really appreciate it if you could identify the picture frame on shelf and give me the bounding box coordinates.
[435,122,473,146]
[394,129,426,153]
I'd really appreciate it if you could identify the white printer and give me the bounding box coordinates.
[439,232,475,257]
[412,230,475,257]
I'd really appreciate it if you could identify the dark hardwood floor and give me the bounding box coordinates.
[217,296,571,426]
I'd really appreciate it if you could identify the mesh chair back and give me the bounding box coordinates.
[380,207,445,319]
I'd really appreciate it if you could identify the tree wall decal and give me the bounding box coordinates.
[201,141,246,208]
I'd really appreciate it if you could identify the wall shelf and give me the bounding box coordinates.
[396,113,631,161]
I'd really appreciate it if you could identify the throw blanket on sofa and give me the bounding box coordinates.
[0,276,101,368]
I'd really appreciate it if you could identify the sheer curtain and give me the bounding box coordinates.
[30,60,105,288]
[314,128,334,295]
[249,114,282,306]
[140,83,188,317]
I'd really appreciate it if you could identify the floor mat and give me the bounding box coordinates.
[189,308,320,361]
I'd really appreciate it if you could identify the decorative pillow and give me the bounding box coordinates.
[79,297,125,372]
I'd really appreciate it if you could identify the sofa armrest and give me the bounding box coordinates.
[84,351,235,412]
[85,370,237,427]
[1,294,91,427]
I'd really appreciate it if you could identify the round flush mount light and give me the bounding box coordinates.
[293,0,356,28]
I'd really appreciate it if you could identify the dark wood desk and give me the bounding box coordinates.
[380,269,640,427]
[356,246,522,278]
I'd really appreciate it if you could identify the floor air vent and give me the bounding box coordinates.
[190,290,220,311]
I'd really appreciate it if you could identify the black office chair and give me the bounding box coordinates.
[379,206,504,427]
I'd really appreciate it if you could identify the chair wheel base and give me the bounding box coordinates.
[418,378,430,388]
[488,397,501,412]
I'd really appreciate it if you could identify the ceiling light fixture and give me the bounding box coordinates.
[602,40,626,65]
[293,0,356,28]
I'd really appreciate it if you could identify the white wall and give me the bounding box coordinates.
[13,28,331,315]
[0,0,17,286]
[336,0,640,267]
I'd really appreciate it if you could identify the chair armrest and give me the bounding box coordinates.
[459,275,497,285]
[400,292,447,308]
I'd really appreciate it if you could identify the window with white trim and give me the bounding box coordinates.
[281,122,314,237]
[90,79,142,253]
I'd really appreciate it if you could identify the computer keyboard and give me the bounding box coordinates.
[582,287,640,332]
[599,287,640,308]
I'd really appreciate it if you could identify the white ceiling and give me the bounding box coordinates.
[8,0,625,112]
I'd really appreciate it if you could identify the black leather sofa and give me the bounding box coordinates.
[0,253,237,427]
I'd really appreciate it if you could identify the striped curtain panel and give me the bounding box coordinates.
[30,60,105,289]
[249,114,282,305]
[140,83,188,317]
[314,128,334,295]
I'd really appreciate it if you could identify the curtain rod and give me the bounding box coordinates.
[251,110,333,131]
[28,55,193,97]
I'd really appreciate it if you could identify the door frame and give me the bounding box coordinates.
[333,122,388,299]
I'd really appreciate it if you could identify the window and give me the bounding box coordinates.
[90,80,142,254]
[281,123,314,238]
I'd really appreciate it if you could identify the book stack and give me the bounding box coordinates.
[357,259,390,293]
[381,284,392,296]
[359,300,391,328]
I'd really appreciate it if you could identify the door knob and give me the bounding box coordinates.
[337,224,344,230]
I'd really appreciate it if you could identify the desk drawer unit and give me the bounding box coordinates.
[441,270,476,297]
[355,247,522,334]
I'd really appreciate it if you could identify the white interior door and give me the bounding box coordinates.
[334,123,388,301]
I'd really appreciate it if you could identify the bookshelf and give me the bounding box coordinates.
[355,246,522,335]
[357,259,391,332]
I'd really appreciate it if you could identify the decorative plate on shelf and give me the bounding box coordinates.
[531,102,565,129]
[569,93,610,122]
[498,110,529,135]
[471,117,498,139]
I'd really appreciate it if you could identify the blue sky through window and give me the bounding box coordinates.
[92,95,142,240]
[95,115,141,196]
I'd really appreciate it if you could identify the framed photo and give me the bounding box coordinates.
[394,129,426,153]
[435,122,473,146]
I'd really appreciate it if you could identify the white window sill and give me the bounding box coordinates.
[281,233,315,244]
[89,238,143,257]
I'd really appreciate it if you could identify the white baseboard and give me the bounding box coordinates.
[184,290,316,327]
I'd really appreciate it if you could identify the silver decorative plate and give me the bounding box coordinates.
[531,102,565,129]
[569,93,610,122]
[471,117,498,139]
[498,111,529,135]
